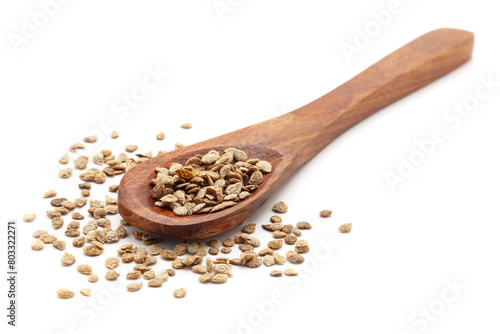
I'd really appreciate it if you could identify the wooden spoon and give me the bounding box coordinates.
[118,28,474,239]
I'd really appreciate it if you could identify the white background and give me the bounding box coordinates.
[1,1,499,333]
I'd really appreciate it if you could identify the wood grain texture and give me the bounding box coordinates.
[118,28,474,239]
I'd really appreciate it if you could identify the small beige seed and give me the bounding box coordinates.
[31,240,44,250]
[80,288,91,297]
[61,252,76,266]
[77,264,92,275]
[320,210,332,218]
[211,274,228,284]
[148,278,163,288]
[58,168,73,179]
[156,132,165,140]
[57,289,75,299]
[173,288,186,298]
[125,145,138,152]
[111,130,119,139]
[53,240,67,251]
[23,213,36,222]
[43,190,57,198]
[88,274,99,282]
[32,229,48,238]
[270,270,283,277]
[144,270,156,280]
[180,123,192,129]
[199,272,214,283]
[270,215,282,223]
[296,221,312,230]
[40,234,57,244]
[59,153,70,164]
[105,270,120,281]
[272,201,288,213]
[105,257,120,269]
[156,270,170,282]
[284,268,299,276]
[338,223,352,233]
[174,143,185,150]
[83,136,98,143]
[127,282,143,292]
[242,223,256,234]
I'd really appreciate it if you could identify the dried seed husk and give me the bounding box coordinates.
[339,223,352,233]
[56,289,75,299]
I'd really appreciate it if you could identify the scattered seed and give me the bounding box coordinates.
[88,274,99,283]
[270,270,283,277]
[268,239,283,250]
[31,240,44,251]
[77,264,92,275]
[72,237,85,248]
[32,230,47,238]
[338,223,352,233]
[211,274,228,283]
[156,270,170,282]
[58,168,73,179]
[273,252,286,265]
[105,257,120,269]
[148,278,163,288]
[52,217,64,229]
[80,288,91,297]
[23,213,36,223]
[83,136,98,143]
[272,201,288,213]
[156,132,165,140]
[43,190,57,198]
[284,234,298,245]
[83,246,103,257]
[286,251,305,264]
[263,255,276,266]
[319,210,332,218]
[57,289,75,299]
[199,272,214,283]
[40,234,57,244]
[105,270,120,281]
[173,288,186,298]
[61,252,76,266]
[242,223,256,234]
[125,145,138,152]
[59,154,70,164]
[180,123,192,129]
[284,268,299,276]
[296,221,312,230]
[127,282,143,292]
[74,156,89,170]
[270,215,282,223]
[111,130,119,139]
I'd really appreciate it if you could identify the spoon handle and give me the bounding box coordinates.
[249,28,474,167]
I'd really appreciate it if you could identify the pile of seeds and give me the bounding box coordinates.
[151,148,272,215]
[25,127,351,299]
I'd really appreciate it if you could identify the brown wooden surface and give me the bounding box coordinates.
[118,28,474,239]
